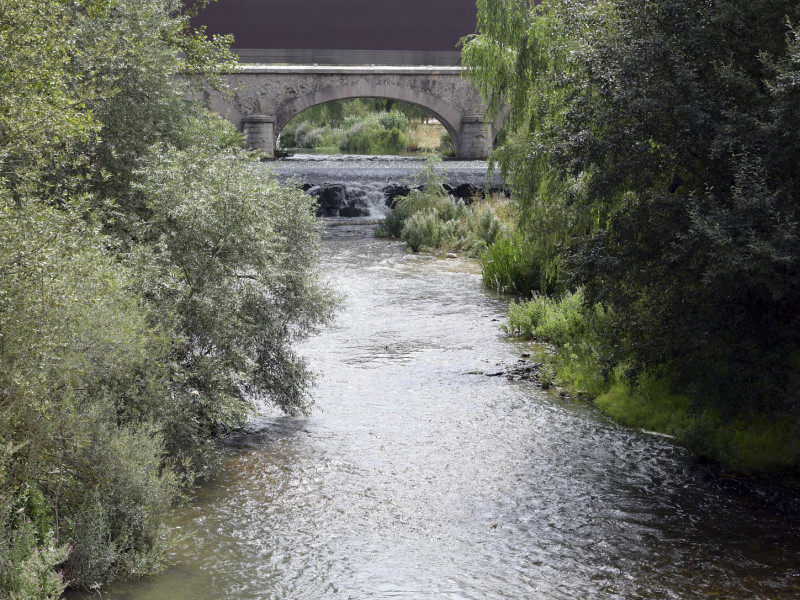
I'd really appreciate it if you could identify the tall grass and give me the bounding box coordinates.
[506,290,800,475]
[481,231,554,295]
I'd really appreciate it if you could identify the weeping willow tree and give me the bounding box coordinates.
[462,0,614,291]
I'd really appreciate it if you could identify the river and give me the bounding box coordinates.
[93,157,799,599]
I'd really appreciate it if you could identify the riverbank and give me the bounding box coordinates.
[477,315,800,511]
[79,221,800,600]
[372,164,800,487]
[501,290,800,491]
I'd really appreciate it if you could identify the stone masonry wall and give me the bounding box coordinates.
[203,66,496,159]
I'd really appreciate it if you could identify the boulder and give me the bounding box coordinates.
[338,206,370,217]
[382,183,411,207]
[309,184,347,217]
[450,183,485,202]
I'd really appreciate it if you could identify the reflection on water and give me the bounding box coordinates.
[88,224,800,599]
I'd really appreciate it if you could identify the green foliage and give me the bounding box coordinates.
[377,110,410,131]
[278,101,447,155]
[595,374,692,437]
[0,197,177,591]
[375,210,405,239]
[506,290,588,347]
[684,415,800,475]
[505,288,800,473]
[60,406,178,588]
[408,153,448,199]
[438,131,455,156]
[0,443,69,600]
[339,116,408,154]
[402,209,447,252]
[285,114,410,154]
[466,0,800,473]
[0,0,334,594]
[481,232,540,295]
[505,289,611,396]
[6,530,68,600]
[376,155,509,256]
[136,137,334,421]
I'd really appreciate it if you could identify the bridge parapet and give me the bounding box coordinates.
[203,66,496,159]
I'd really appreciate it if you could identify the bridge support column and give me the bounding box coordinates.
[458,115,492,160]
[242,114,275,157]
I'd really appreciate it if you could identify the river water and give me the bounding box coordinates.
[95,158,799,599]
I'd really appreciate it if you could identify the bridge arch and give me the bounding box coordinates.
[274,84,463,153]
[204,66,493,159]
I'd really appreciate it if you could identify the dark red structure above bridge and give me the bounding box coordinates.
[194,0,477,65]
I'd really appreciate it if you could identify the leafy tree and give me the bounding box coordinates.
[464,0,800,420]
[134,126,334,464]
[0,0,334,593]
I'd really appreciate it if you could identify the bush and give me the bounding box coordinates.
[506,290,588,346]
[0,445,69,600]
[0,1,335,593]
[465,0,800,458]
[376,155,514,257]
[402,208,445,251]
[438,131,455,155]
[0,197,177,592]
[481,232,541,294]
[60,406,178,588]
[464,201,503,253]
[339,116,408,154]
[378,110,410,131]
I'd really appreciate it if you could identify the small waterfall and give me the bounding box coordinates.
[306,181,403,218]
[271,154,505,218]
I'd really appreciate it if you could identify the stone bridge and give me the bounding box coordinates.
[203,66,498,160]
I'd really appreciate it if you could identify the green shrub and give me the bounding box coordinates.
[375,210,405,238]
[0,197,177,593]
[481,232,541,294]
[380,127,408,154]
[438,131,455,155]
[467,202,503,246]
[7,531,68,600]
[506,290,589,346]
[402,208,445,251]
[278,126,296,148]
[338,117,408,154]
[0,447,69,600]
[377,155,514,257]
[681,414,800,475]
[339,120,375,153]
[0,0,338,594]
[282,108,419,154]
[136,139,335,421]
[61,408,179,588]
